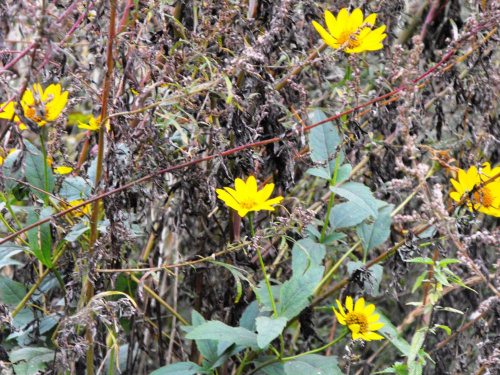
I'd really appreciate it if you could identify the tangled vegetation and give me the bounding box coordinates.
[1,0,500,374]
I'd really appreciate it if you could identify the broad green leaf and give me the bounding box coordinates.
[376,309,411,356]
[191,310,218,365]
[149,362,211,375]
[59,176,91,201]
[321,232,346,244]
[186,321,259,350]
[255,280,282,313]
[256,316,287,349]
[335,163,352,183]
[2,149,23,191]
[375,362,408,374]
[0,275,27,305]
[279,267,323,320]
[306,168,331,180]
[23,140,54,200]
[308,108,344,180]
[9,347,54,375]
[292,238,326,277]
[0,242,26,268]
[357,204,393,253]
[284,354,342,375]
[254,356,285,375]
[412,271,428,293]
[26,207,53,268]
[330,182,378,218]
[329,202,371,230]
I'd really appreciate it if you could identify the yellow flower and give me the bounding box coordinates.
[312,8,387,54]
[54,166,74,175]
[68,200,91,217]
[78,115,100,131]
[0,84,68,130]
[216,176,284,218]
[450,162,500,217]
[78,115,110,132]
[333,296,385,341]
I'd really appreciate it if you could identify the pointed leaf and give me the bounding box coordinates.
[186,321,259,350]
[357,204,393,253]
[284,354,342,375]
[330,182,378,218]
[23,140,54,200]
[292,238,326,277]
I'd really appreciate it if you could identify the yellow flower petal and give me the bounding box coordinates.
[336,8,349,30]
[324,10,338,38]
[312,21,338,48]
[364,303,376,316]
[349,8,363,29]
[354,297,365,312]
[333,307,346,324]
[369,322,385,331]
[368,313,380,323]
[216,189,241,211]
[336,299,346,317]
[365,331,385,340]
[345,296,353,312]
[55,166,73,175]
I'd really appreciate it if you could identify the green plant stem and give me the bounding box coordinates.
[249,214,278,318]
[313,241,360,296]
[282,329,349,361]
[235,348,250,375]
[0,192,25,231]
[320,156,341,242]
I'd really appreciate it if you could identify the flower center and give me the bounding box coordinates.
[473,185,495,207]
[240,199,256,209]
[337,29,362,50]
[345,311,368,333]
[24,103,45,123]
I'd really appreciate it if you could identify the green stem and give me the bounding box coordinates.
[313,241,360,295]
[320,156,341,242]
[249,214,278,318]
[0,192,25,231]
[235,348,250,375]
[282,329,349,361]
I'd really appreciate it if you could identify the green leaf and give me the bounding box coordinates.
[254,356,285,375]
[149,362,211,375]
[330,182,378,218]
[26,207,53,268]
[357,204,393,253]
[405,257,434,265]
[376,309,411,356]
[291,238,326,277]
[284,354,342,375]
[59,176,91,201]
[64,223,90,242]
[9,347,54,375]
[321,232,346,245]
[408,330,425,375]
[335,163,352,183]
[255,280,282,313]
[412,271,428,293]
[2,149,23,191]
[186,321,259,350]
[308,108,344,180]
[0,275,27,305]
[0,242,26,268]
[256,316,287,349]
[375,362,408,374]
[191,310,219,365]
[279,267,323,320]
[329,202,371,230]
[23,140,54,200]
[435,324,451,335]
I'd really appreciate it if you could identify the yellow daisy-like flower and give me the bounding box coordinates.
[54,166,74,175]
[312,8,387,54]
[0,84,68,130]
[216,176,284,218]
[333,296,385,341]
[450,162,500,217]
